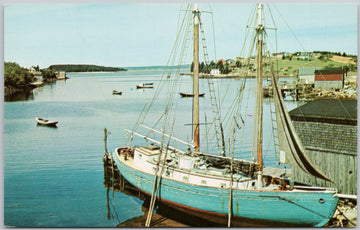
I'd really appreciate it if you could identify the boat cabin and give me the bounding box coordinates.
[133,144,162,166]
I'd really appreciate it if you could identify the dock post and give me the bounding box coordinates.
[111,154,115,197]
[104,128,110,156]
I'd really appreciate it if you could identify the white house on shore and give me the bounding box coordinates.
[210,69,220,76]
[56,71,67,79]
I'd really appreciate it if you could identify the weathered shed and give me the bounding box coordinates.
[289,98,357,195]
[297,67,321,84]
[314,69,344,89]
[31,71,43,82]
[56,71,67,80]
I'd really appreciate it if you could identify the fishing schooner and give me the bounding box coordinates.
[112,4,338,227]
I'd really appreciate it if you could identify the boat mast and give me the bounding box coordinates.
[193,4,200,153]
[255,3,264,188]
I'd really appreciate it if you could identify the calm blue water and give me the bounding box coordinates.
[4,69,303,227]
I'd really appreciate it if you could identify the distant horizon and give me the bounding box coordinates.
[8,48,356,70]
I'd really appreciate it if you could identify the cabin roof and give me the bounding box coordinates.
[289,99,357,125]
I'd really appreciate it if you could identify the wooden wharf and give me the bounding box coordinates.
[263,81,318,101]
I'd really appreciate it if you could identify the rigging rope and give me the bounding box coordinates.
[129,4,193,147]
[273,5,307,52]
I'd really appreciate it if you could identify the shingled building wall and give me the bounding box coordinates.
[289,99,357,195]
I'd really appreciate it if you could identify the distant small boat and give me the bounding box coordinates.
[112,90,122,95]
[136,84,154,89]
[180,92,205,97]
[35,117,58,126]
[30,82,44,87]
[143,82,154,85]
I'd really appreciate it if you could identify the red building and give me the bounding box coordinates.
[314,69,344,89]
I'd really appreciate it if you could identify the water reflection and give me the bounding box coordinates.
[36,124,58,128]
[102,154,222,227]
[5,89,34,102]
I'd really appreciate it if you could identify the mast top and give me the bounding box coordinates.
[257,3,263,26]
[193,4,200,25]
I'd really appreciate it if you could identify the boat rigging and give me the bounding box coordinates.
[111,3,339,227]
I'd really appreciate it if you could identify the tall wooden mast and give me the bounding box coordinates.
[193,4,200,153]
[255,3,264,188]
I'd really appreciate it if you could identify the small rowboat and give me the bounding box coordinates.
[35,117,58,126]
[112,90,122,95]
[136,84,154,89]
[180,92,205,97]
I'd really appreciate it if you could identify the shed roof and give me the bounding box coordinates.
[314,69,343,75]
[289,99,357,125]
[298,67,321,76]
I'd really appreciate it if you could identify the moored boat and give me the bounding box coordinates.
[30,82,44,87]
[113,145,338,227]
[180,92,205,97]
[112,4,338,227]
[35,117,58,126]
[112,90,122,95]
[136,84,154,89]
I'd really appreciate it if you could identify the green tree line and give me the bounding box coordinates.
[49,64,127,72]
[5,62,34,88]
[5,62,58,89]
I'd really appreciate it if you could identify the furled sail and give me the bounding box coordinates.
[271,65,332,182]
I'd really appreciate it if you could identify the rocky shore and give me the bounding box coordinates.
[326,198,357,227]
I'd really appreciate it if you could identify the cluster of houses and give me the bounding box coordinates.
[273,51,313,60]
[29,67,67,86]
[214,53,352,90]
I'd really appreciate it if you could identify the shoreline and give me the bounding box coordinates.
[180,72,297,78]
[4,78,58,97]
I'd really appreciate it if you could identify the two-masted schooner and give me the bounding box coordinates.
[112,4,338,227]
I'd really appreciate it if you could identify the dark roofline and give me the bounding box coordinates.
[289,99,357,125]
[314,69,343,75]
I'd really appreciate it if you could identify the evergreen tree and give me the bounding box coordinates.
[200,62,205,73]
[223,63,230,74]
[236,60,242,68]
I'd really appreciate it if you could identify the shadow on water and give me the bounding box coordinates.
[5,89,34,102]
[102,156,223,227]
[36,124,58,129]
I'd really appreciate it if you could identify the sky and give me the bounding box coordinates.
[3,2,358,69]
